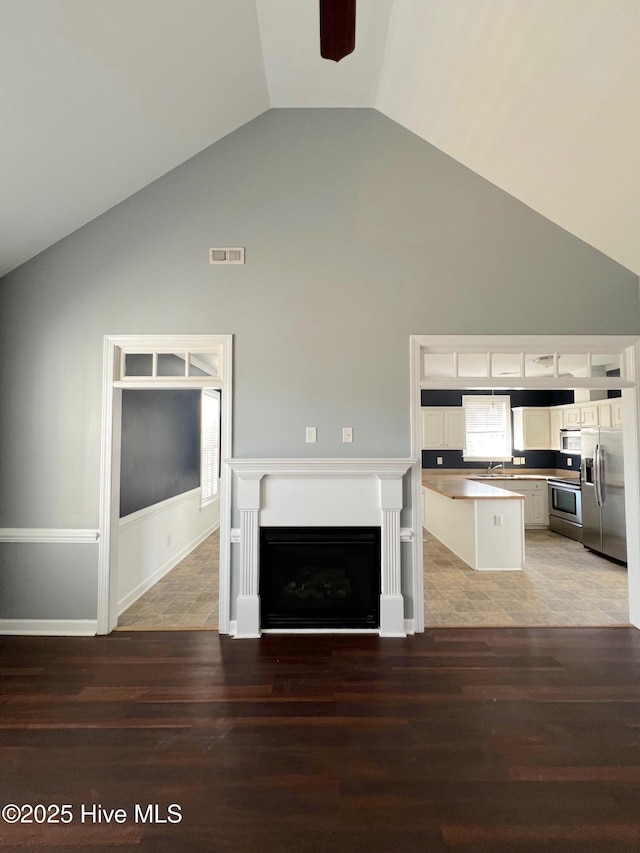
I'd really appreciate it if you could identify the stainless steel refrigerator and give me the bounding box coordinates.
[581,427,627,563]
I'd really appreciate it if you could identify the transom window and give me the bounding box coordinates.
[422,348,626,384]
[119,350,221,380]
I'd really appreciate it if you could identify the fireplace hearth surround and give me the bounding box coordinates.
[227,458,416,638]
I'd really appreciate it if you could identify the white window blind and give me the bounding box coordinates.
[201,389,220,506]
[462,395,511,461]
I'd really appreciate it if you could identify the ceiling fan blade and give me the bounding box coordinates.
[320,0,356,62]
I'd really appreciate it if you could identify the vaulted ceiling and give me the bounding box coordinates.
[1,0,637,277]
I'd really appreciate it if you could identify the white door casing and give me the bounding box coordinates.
[98,334,233,635]
[411,335,640,632]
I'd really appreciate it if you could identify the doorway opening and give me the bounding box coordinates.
[410,335,640,632]
[97,335,232,635]
[115,383,220,629]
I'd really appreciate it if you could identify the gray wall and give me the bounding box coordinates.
[1,108,639,621]
[0,544,98,620]
[120,389,201,517]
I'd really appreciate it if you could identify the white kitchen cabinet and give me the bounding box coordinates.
[422,407,466,449]
[549,408,563,450]
[598,400,613,428]
[492,479,548,528]
[523,485,549,527]
[579,404,599,427]
[512,407,551,450]
[563,405,581,428]
[551,400,620,431]
[614,399,623,426]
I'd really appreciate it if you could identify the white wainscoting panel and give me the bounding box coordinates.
[117,489,218,614]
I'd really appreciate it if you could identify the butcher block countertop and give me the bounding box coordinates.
[423,477,526,500]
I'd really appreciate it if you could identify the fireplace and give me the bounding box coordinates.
[227,458,415,637]
[259,527,381,629]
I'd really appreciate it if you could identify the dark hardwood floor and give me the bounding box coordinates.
[1,628,640,852]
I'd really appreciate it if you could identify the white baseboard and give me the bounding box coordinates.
[117,522,219,615]
[0,619,98,636]
[227,620,416,638]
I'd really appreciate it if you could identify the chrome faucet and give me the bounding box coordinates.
[487,462,504,474]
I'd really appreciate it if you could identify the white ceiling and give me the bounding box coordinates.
[256,0,394,106]
[1,0,638,278]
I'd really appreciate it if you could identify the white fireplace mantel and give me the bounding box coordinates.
[226,458,416,638]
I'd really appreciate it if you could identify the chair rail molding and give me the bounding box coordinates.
[0,529,99,544]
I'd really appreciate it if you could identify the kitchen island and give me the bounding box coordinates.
[422,477,525,571]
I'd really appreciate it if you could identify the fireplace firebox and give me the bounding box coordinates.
[259,527,381,629]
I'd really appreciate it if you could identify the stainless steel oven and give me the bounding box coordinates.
[548,477,582,541]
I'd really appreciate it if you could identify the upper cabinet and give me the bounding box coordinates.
[556,398,623,430]
[614,399,623,426]
[563,405,582,429]
[549,408,564,450]
[579,404,599,427]
[598,401,613,428]
[512,407,551,451]
[422,407,466,449]
[591,398,623,427]
[422,397,622,455]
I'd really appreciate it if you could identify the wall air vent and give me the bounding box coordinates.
[209,247,245,265]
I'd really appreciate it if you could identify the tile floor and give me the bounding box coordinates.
[117,530,219,630]
[424,528,630,627]
[117,526,629,631]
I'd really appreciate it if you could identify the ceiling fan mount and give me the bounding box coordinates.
[319,0,356,62]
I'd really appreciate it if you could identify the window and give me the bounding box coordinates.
[201,389,221,506]
[462,395,511,461]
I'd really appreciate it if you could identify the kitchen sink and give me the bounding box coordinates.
[468,473,540,479]
[469,473,514,479]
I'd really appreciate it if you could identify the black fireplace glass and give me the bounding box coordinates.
[259,527,381,629]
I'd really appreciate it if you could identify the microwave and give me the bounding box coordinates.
[560,429,581,454]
